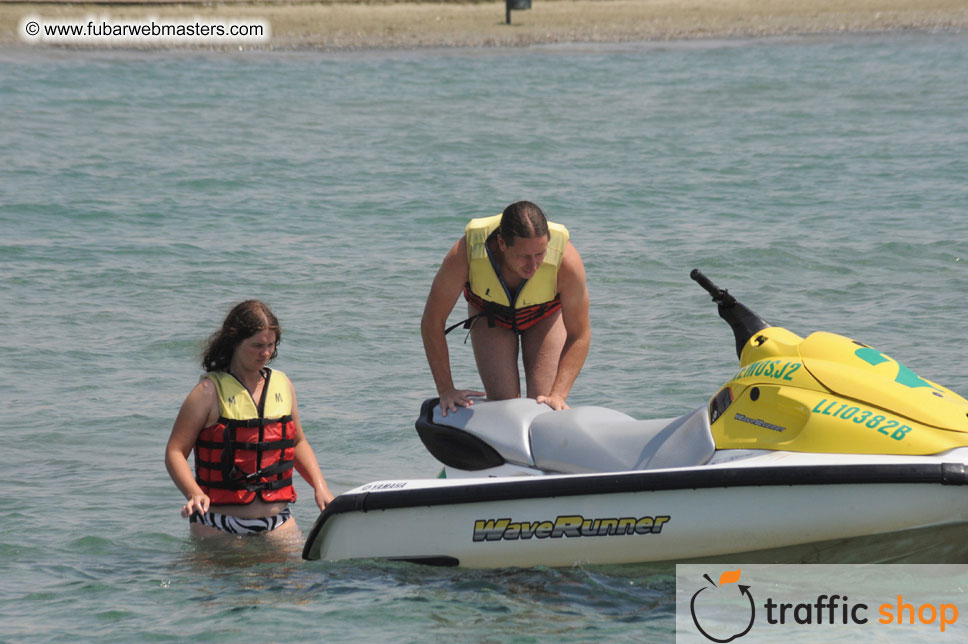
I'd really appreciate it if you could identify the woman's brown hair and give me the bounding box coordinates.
[202,300,281,372]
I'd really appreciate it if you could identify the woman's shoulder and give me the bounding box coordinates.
[193,374,220,399]
[177,374,219,423]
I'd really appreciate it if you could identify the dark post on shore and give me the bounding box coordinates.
[506,0,532,24]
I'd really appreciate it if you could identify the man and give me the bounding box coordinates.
[421,201,590,415]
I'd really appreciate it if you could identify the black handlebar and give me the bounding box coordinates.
[690,268,769,359]
[690,268,735,306]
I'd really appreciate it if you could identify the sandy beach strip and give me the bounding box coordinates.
[2,0,966,50]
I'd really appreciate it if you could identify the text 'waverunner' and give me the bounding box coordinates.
[304,270,968,567]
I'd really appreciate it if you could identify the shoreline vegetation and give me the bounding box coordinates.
[1,0,966,50]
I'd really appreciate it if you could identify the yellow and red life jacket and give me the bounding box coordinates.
[462,214,569,333]
[194,368,297,505]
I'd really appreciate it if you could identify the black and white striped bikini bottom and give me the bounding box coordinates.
[190,507,292,534]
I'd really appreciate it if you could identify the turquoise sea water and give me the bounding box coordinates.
[2,32,968,643]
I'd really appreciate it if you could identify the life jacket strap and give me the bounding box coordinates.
[202,475,294,493]
[444,311,492,336]
[195,438,295,451]
[197,458,295,491]
[457,285,562,335]
[218,415,293,430]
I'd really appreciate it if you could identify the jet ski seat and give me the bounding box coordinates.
[430,398,550,467]
[427,399,715,474]
[530,405,716,474]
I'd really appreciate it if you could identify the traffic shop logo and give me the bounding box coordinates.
[689,569,755,642]
[683,566,962,640]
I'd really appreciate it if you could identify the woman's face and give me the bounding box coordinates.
[234,329,278,371]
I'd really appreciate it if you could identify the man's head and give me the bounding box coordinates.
[497,201,551,280]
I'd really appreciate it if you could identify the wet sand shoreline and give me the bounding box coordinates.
[2,0,966,50]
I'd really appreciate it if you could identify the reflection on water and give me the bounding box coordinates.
[684,523,968,565]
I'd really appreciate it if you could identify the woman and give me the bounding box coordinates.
[165,300,334,539]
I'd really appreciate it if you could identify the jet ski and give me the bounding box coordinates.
[303,270,968,567]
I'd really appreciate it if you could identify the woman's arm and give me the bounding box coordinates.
[165,378,217,518]
[289,381,335,511]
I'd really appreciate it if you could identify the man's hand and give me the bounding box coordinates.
[536,393,569,411]
[439,388,486,416]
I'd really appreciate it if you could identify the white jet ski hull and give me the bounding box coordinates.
[305,270,968,567]
[303,453,968,567]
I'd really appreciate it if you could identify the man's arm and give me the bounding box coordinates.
[421,237,485,415]
[537,241,590,410]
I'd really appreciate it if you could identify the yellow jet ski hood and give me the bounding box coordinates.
[798,331,968,432]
